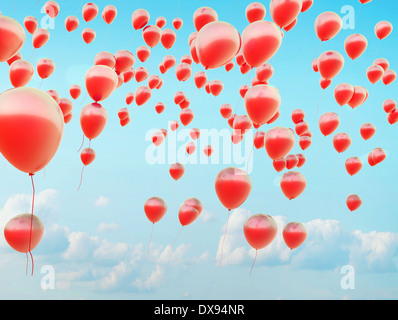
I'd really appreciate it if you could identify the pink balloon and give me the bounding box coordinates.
[44,1,60,19]
[195,21,241,70]
[241,20,282,68]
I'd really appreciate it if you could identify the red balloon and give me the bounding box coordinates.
[136,45,151,63]
[220,103,233,119]
[175,62,192,82]
[186,142,196,155]
[114,50,135,74]
[241,20,282,68]
[301,0,314,12]
[317,51,344,80]
[345,157,363,176]
[333,132,351,153]
[65,16,79,32]
[285,154,299,170]
[80,147,96,166]
[244,85,281,127]
[256,63,274,82]
[182,198,203,215]
[46,89,60,102]
[24,16,38,34]
[7,52,22,66]
[360,123,376,140]
[368,148,386,166]
[44,1,60,18]
[135,86,152,106]
[131,9,150,30]
[190,128,200,140]
[152,131,164,146]
[374,58,389,71]
[319,112,340,136]
[265,127,295,160]
[94,51,116,68]
[347,86,367,109]
[204,145,213,157]
[383,99,396,114]
[9,60,34,88]
[142,25,161,48]
[225,60,235,72]
[296,154,306,168]
[156,16,166,29]
[280,171,307,200]
[314,11,342,41]
[233,115,252,134]
[295,121,309,136]
[0,16,26,62]
[135,67,149,83]
[118,107,129,121]
[4,214,44,253]
[64,112,72,124]
[208,80,223,97]
[85,65,118,102]
[144,197,167,224]
[283,18,297,32]
[215,167,252,210]
[245,2,266,23]
[161,28,176,49]
[366,65,384,84]
[163,55,176,69]
[273,158,286,172]
[344,34,368,60]
[173,18,183,30]
[283,222,307,250]
[382,69,397,85]
[269,0,302,28]
[196,21,241,70]
[244,214,278,250]
[82,28,96,44]
[69,84,81,100]
[80,102,107,140]
[193,7,218,31]
[102,5,117,25]
[32,28,50,49]
[58,97,73,117]
[253,131,266,149]
[169,163,185,181]
[291,109,305,124]
[178,205,200,226]
[334,83,354,106]
[82,2,99,22]
[37,58,55,80]
[170,120,179,131]
[375,21,393,40]
[180,108,194,126]
[125,92,134,105]
[0,87,64,174]
[194,71,207,89]
[299,135,312,150]
[346,194,362,212]
[319,78,332,90]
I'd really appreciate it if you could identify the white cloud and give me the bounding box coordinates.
[96,222,119,233]
[133,265,164,290]
[94,196,110,207]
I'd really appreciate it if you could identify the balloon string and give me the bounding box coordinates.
[28,173,35,276]
[79,91,87,106]
[25,252,29,276]
[314,90,325,123]
[147,223,155,259]
[246,141,255,173]
[176,0,181,17]
[305,41,322,78]
[77,133,85,152]
[28,48,36,62]
[29,251,34,276]
[218,210,231,267]
[38,78,43,90]
[167,226,183,259]
[77,165,85,192]
[234,69,253,115]
[249,250,258,276]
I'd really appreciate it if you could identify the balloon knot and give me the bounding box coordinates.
[29,173,35,177]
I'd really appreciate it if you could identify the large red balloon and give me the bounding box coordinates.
[193,7,218,31]
[80,103,108,140]
[196,21,241,70]
[244,214,278,250]
[85,65,118,102]
[283,222,307,250]
[244,85,281,127]
[0,87,64,174]
[265,127,295,160]
[280,171,307,200]
[269,0,302,29]
[318,112,340,136]
[314,11,342,41]
[0,16,26,62]
[317,51,344,80]
[144,197,167,224]
[344,34,368,60]
[241,20,282,68]
[215,167,252,211]
[4,214,44,253]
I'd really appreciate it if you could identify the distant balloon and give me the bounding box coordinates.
[283,222,307,250]
[169,163,185,181]
[144,197,167,224]
[280,171,307,200]
[314,11,342,41]
[265,127,295,160]
[346,194,362,212]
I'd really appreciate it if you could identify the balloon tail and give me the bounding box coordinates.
[234,69,253,114]
[305,41,322,77]
[29,251,34,276]
[246,141,255,173]
[77,165,85,192]
[79,91,87,106]
[218,210,231,268]
[38,78,43,90]
[167,226,182,259]
[176,0,181,17]
[147,223,155,259]
[250,250,258,276]
[28,48,36,62]
[77,133,85,152]
[25,252,29,276]
[28,173,35,276]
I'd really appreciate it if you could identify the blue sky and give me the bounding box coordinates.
[0,0,397,300]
